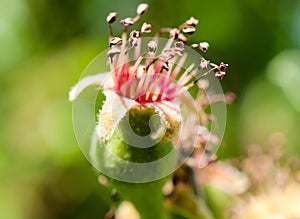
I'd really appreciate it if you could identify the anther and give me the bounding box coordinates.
[106,12,118,24]
[147,41,157,55]
[120,17,134,27]
[178,34,188,42]
[199,58,210,69]
[199,42,209,53]
[175,41,184,49]
[162,62,170,71]
[141,22,152,33]
[182,26,196,34]
[169,28,179,39]
[186,17,199,27]
[129,30,140,47]
[214,62,228,79]
[110,37,122,47]
[137,3,149,15]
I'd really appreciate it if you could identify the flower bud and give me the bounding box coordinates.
[93,93,180,182]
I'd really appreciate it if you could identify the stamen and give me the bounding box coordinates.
[110,37,122,47]
[185,66,219,90]
[177,61,197,85]
[107,47,121,69]
[209,92,236,104]
[174,41,185,56]
[125,30,140,54]
[191,42,209,53]
[133,3,149,23]
[182,26,196,34]
[129,30,140,47]
[147,41,157,55]
[181,66,201,87]
[104,6,227,103]
[141,73,153,101]
[158,27,172,34]
[199,58,210,69]
[134,73,147,100]
[154,27,172,44]
[177,34,188,43]
[106,12,118,24]
[147,74,161,101]
[129,79,139,99]
[71,3,228,107]
[170,53,187,79]
[169,28,179,40]
[120,17,134,27]
[211,62,228,79]
[199,42,209,53]
[175,41,184,50]
[134,37,141,62]
[106,12,118,39]
[115,51,129,90]
[107,47,121,58]
[182,61,228,91]
[120,17,134,47]
[186,17,199,27]
[131,50,148,76]
[191,44,199,48]
[136,3,149,15]
[143,57,159,72]
[141,23,152,34]
[161,62,169,72]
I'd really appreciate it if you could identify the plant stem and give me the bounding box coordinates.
[111,179,169,219]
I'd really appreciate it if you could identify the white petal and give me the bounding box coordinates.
[97,91,136,143]
[69,73,110,101]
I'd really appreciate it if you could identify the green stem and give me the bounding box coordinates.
[110,179,169,219]
[94,105,177,218]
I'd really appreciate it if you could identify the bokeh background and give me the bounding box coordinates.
[1,0,300,218]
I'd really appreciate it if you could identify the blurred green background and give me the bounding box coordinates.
[1,0,300,218]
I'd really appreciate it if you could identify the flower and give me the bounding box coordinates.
[234,181,300,219]
[229,143,300,219]
[69,4,230,218]
[69,3,229,183]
